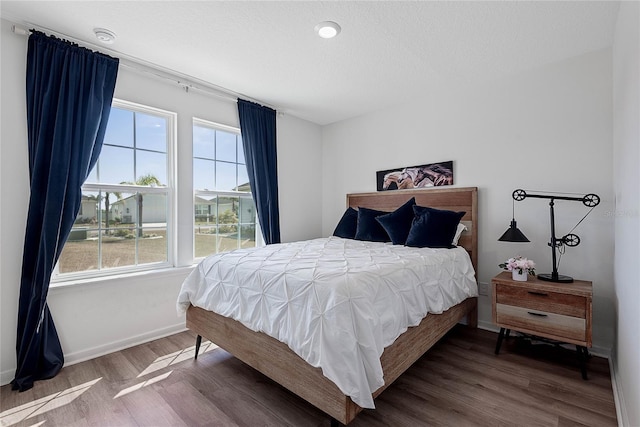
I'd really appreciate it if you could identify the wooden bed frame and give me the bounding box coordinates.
[186,186,478,425]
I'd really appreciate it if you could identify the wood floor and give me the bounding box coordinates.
[0,325,617,427]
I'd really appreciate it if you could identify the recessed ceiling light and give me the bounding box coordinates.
[314,21,341,39]
[94,28,117,44]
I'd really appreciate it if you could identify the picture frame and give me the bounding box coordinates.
[376,161,454,191]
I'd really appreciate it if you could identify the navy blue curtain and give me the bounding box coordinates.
[12,31,119,392]
[237,99,281,244]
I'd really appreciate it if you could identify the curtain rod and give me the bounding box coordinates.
[10,22,279,112]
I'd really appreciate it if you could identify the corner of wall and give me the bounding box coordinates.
[609,347,629,427]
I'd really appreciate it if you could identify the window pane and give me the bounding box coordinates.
[195,195,216,223]
[194,158,214,191]
[61,187,171,275]
[60,191,101,274]
[193,125,215,159]
[135,113,166,152]
[102,228,136,268]
[104,108,133,147]
[237,135,245,164]
[59,228,99,273]
[237,164,249,191]
[139,193,167,227]
[194,196,216,258]
[193,121,253,261]
[86,163,98,183]
[217,233,238,253]
[136,151,167,186]
[195,227,217,258]
[99,145,134,184]
[217,196,238,252]
[216,131,237,162]
[102,192,119,230]
[216,161,237,191]
[76,192,99,225]
[239,197,256,224]
[240,224,256,249]
[139,227,167,264]
[217,197,238,225]
[110,192,136,225]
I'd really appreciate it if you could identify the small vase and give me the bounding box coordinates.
[512,270,528,282]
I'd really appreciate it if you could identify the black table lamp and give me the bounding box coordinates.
[498,189,600,283]
[498,198,530,243]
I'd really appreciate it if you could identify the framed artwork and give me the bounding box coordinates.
[376,160,454,191]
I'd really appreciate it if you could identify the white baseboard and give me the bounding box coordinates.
[609,353,629,427]
[1,322,187,387]
[1,367,14,386]
[478,321,499,332]
[63,322,188,366]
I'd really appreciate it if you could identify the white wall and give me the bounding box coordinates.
[276,113,324,243]
[612,2,640,426]
[322,48,615,351]
[0,18,322,384]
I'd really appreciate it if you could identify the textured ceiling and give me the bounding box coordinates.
[1,1,620,125]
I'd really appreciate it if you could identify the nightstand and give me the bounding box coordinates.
[491,271,593,379]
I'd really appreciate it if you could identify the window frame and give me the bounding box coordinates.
[192,118,260,260]
[51,99,177,283]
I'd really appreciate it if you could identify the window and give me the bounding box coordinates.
[193,119,257,258]
[56,100,175,278]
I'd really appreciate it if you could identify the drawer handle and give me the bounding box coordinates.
[528,311,548,318]
[528,291,549,297]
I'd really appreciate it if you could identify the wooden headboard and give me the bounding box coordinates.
[346,187,478,274]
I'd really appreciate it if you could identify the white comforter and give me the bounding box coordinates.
[177,236,477,409]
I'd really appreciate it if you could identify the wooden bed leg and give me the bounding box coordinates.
[194,335,202,360]
[467,297,478,329]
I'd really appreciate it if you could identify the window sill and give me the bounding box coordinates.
[49,265,197,292]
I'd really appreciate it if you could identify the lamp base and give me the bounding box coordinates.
[537,273,574,283]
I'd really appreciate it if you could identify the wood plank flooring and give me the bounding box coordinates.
[0,325,617,426]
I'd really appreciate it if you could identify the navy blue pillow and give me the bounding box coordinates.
[333,207,358,239]
[405,206,465,248]
[355,207,390,242]
[375,197,416,245]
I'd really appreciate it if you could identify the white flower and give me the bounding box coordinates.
[499,256,536,275]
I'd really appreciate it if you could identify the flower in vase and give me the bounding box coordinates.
[499,256,536,275]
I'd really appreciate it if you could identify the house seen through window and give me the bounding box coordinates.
[56,101,173,277]
[193,119,257,258]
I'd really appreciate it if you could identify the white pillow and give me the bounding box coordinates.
[452,223,467,246]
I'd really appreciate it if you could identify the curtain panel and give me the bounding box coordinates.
[12,31,119,391]
[237,99,281,244]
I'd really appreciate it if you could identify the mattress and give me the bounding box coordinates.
[177,236,477,408]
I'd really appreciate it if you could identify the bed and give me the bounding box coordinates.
[179,186,478,425]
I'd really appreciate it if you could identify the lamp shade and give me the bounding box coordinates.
[498,219,530,242]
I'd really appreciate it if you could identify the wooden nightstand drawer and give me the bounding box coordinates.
[492,271,593,379]
[491,271,593,348]
[495,283,586,318]
[495,303,586,342]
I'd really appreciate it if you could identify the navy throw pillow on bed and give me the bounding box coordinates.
[355,207,391,242]
[405,205,465,248]
[375,197,416,245]
[333,207,359,239]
